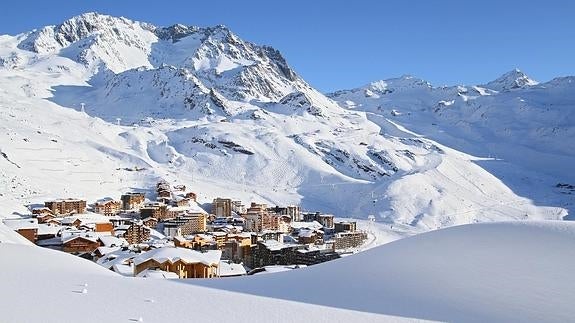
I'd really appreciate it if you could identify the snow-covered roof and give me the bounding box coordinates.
[251,265,306,275]
[261,239,291,251]
[149,228,166,240]
[194,234,216,242]
[133,247,221,266]
[290,221,323,230]
[218,261,247,277]
[232,232,254,239]
[46,198,85,203]
[32,207,51,211]
[37,223,61,235]
[166,206,192,213]
[172,196,188,202]
[97,249,138,268]
[113,263,135,277]
[142,202,165,208]
[60,213,111,225]
[36,237,62,246]
[95,197,115,203]
[36,213,56,219]
[114,230,127,236]
[147,239,174,249]
[98,235,128,247]
[94,198,120,206]
[95,246,121,256]
[137,269,179,279]
[3,218,38,230]
[188,202,208,214]
[173,235,187,242]
[62,234,99,244]
[298,229,315,238]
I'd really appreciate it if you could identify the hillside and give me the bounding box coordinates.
[187,221,575,322]
[0,12,571,231]
[0,242,406,323]
[328,72,575,220]
[1,221,574,322]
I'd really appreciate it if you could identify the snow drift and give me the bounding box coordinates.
[186,221,575,322]
[1,221,574,322]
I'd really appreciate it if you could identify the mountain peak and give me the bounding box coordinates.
[17,11,148,55]
[66,11,117,22]
[154,23,199,42]
[367,75,431,93]
[483,68,538,91]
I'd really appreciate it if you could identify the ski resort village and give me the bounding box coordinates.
[1,8,575,323]
[3,180,369,278]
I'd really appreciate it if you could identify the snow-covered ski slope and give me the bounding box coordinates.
[0,13,572,231]
[329,72,575,221]
[2,221,574,322]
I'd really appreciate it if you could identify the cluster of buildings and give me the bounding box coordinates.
[4,180,367,279]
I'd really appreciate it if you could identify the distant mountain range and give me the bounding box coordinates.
[0,12,572,230]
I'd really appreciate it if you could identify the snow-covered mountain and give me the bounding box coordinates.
[329,71,575,221]
[481,68,538,91]
[0,12,572,230]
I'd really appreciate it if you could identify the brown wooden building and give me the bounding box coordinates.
[335,221,357,233]
[62,236,100,254]
[45,199,87,215]
[18,228,38,243]
[93,199,122,216]
[133,248,221,278]
[32,207,53,216]
[95,222,114,233]
[140,203,168,220]
[121,192,145,210]
[36,213,57,224]
[163,213,207,237]
[122,223,151,245]
[333,231,367,249]
[174,197,190,207]
[3,218,39,243]
[212,198,232,217]
[174,235,217,251]
[142,217,158,228]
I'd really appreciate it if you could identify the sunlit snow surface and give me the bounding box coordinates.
[1,14,571,231]
[0,12,574,322]
[1,221,574,322]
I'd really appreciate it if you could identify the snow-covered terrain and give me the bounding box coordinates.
[0,12,574,321]
[1,12,571,231]
[0,241,407,322]
[187,220,575,322]
[329,71,575,221]
[2,221,574,322]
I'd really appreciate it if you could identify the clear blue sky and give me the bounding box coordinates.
[1,0,574,92]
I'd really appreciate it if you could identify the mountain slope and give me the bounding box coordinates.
[0,12,570,230]
[187,221,575,322]
[329,72,575,219]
